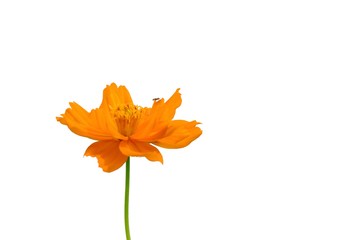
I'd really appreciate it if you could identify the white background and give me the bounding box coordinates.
[1,1,360,239]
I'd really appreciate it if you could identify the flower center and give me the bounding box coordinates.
[110,104,144,136]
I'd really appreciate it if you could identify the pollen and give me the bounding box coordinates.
[110,104,144,136]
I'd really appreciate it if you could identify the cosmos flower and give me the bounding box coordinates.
[57,83,202,172]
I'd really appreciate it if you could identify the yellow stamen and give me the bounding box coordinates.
[110,104,144,136]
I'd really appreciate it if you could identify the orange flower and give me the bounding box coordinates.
[57,83,202,172]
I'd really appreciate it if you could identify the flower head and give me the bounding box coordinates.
[57,83,202,172]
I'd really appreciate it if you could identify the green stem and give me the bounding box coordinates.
[124,157,131,240]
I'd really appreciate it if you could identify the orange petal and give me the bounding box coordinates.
[131,89,182,141]
[84,140,128,172]
[161,88,182,121]
[100,83,134,109]
[119,140,163,163]
[57,102,127,141]
[153,120,202,149]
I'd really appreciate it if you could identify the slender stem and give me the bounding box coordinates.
[124,157,131,240]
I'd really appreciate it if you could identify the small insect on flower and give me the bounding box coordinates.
[152,98,160,101]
